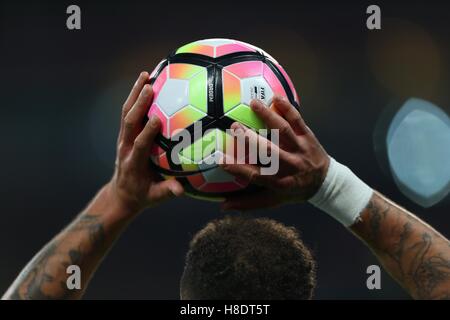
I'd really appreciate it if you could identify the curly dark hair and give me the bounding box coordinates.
[180,215,316,300]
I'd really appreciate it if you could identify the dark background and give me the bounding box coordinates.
[0,0,449,299]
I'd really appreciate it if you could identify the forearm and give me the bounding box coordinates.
[350,191,450,299]
[2,183,137,300]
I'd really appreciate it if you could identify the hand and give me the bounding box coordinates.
[221,95,329,211]
[106,72,184,215]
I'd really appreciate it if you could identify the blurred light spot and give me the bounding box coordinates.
[386,98,449,207]
[368,19,441,98]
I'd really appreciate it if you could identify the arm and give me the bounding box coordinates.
[351,191,450,299]
[220,96,450,299]
[2,72,184,300]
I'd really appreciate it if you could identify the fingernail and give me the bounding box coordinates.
[273,94,286,102]
[250,99,263,110]
[136,72,145,83]
[231,122,245,131]
[170,184,184,197]
[150,115,159,125]
[143,84,151,95]
[272,96,280,104]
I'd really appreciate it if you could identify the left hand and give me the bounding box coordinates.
[221,96,329,211]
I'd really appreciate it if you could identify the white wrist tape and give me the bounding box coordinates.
[308,157,373,227]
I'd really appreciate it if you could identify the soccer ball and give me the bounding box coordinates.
[147,39,299,201]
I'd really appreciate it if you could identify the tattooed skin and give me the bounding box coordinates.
[351,192,450,299]
[3,214,105,300]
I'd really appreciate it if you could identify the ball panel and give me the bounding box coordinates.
[179,155,199,171]
[199,152,235,183]
[263,64,286,97]
[222,71,241,112]
[169,63,204,80]
[201,166,235,183]
[169,105,206,137]
[196,39,235,46]
[178,149,242,193]
[224,61,264,79]
[151,66,167,101]
[176,43,214,57]
[188,70,208,113]
[158,152,170,170]
[156,78,190,116]
[215,43,253,57]
[225,104,265,130]
[187,173,207,189]
[240,76,274,106]
[175,39,257,58]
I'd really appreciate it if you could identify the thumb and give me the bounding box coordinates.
[148,179,184,204]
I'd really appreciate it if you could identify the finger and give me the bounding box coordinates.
[148,179,184,203]
[123,84,153,145]
[271,95,308,135]
[130,115,160,166]
[250,99,297,141]
[120,72,149,140]
[221,190,281,211]
[221,161,278,187]
[230,121,276,156]
[221,162,260,182]
[230,121,291,169]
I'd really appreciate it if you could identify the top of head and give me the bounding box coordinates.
[180,216,316,299]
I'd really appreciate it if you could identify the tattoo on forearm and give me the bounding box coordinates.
[356,194,450,299]
[409,233,450,299]
[366,198,389,243]
[8,243,59,300]
[389,221,412,278]
[6,214,105,300]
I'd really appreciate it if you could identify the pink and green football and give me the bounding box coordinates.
[147,38,300,201]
